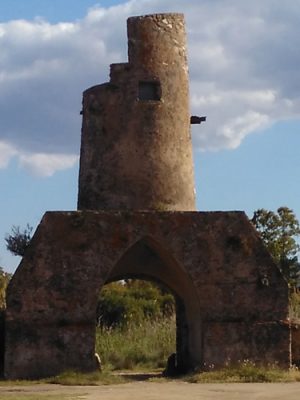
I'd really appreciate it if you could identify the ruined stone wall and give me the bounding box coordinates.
[4,211,290,378]
[78,14,195,211]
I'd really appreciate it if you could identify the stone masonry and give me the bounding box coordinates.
[4,13,292,379]
[78,14,195,211]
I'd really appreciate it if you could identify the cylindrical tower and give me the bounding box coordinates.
[78,13,196,211]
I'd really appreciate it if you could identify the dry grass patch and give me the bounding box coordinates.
[186,362,300,383]
[0,394,78,400]
[44,370,126,386]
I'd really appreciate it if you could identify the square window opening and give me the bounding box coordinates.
[138,81,161,101]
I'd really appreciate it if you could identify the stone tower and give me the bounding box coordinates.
[78,13,195,211]
[3,13,292,380]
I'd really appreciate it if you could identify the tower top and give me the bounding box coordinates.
[78,13,196,211]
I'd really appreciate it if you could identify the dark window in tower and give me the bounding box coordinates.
[138,81,161,101]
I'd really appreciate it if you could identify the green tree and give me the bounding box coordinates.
[0,267,11,309]
[5,224,33,257]
[251,207,300,288]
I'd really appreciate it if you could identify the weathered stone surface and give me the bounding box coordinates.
[78,13,195,211]
[5,211,290,378]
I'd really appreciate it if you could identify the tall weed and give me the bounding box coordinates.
[95,317,176,370]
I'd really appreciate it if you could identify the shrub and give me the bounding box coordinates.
[289,292,300,320]
[96,280,175,328]
[0,268,11,310]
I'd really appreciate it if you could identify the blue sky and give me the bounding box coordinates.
[1,0,300,272]
[0,0,120,22]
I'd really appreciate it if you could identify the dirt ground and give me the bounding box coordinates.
[1,381,300,400]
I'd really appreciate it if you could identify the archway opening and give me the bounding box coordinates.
[95,278,177,372]
[93,236,197,374]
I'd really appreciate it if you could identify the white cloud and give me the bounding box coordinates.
[0,141,17,168]
[19,153,78,177]
[0,0,300,174]
[221,111,270,148]
[0,138,78,176]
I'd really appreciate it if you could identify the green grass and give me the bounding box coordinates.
[0,381,41,387]
[95,317,176,371]
[1,364,300,388]
[44,370,126,385]
[186,361,300,383]
[0,394,78,400]
[0,371,126,389]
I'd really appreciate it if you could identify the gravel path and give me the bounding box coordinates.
[1,381,300,400]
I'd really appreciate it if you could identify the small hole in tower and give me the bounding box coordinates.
[138,81,161,101]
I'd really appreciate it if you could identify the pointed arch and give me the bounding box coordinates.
[105,235,198,302]
[103,235,202,371]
